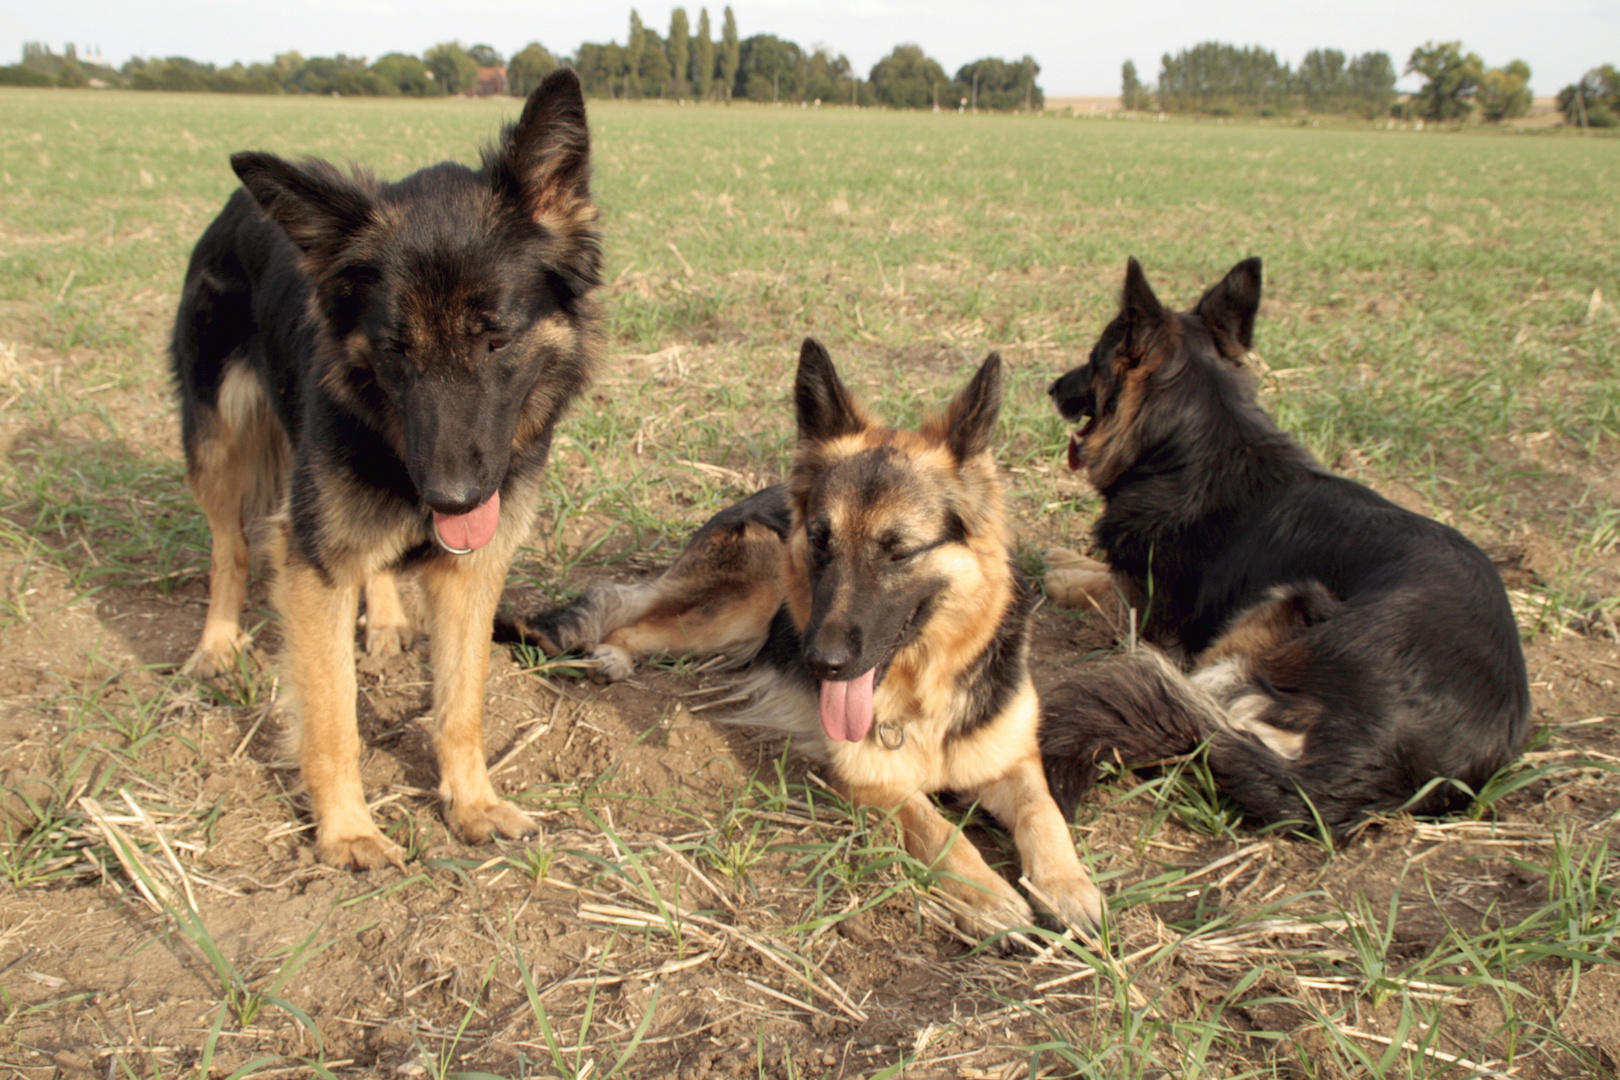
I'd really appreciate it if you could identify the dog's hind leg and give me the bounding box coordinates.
[181,363,286,678]
[182,433,251,678]
[422,548,537,846]
[499,507,787,682]
[363,569,413,658]
[590,569,784,681]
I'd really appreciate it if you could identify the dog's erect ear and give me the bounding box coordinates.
[794,338,869,444]
[1119,256,1170,360]
[492,68,594,234]
[941,352,1003,463]
[231,152,374,272]
[1195,257,1263,359]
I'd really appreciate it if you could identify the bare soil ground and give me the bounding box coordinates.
[1,332,1617,1079]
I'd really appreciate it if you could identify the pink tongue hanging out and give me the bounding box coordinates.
[432,490,501,553]
[818,668,876,743]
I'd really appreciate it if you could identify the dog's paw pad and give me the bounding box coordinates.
[450,799,536,845]
[316,830,407,872]
[588,644,634,683]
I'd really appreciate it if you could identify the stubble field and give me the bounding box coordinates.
[0,88,1617,1078]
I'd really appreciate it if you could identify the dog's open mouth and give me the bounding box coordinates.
[818,670,876,743]
[1067,417,1097,471]
[432,490,501,555]
[815,600,927,743]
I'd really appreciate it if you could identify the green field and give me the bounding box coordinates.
[1,88,1617,1078]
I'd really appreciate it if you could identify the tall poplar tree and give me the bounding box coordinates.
[668,8,690,97]
[626,9,645,97]
[1121,60,1145,109]
[720,6,739,101]
[693,8,714,99]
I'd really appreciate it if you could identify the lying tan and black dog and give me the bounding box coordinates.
[501,339,1102,937]
[1041,257,1530,838]
[171,70,603,868]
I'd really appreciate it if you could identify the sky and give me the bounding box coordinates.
[3,0,1612,96]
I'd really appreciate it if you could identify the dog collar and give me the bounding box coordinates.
[435,535,475,556]
[877,720,905,750]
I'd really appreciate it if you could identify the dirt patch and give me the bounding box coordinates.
[1,504,1617,1077]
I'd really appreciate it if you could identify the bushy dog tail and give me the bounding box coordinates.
[1041,644,1368,838]
[494,581,653,654]
[1039,649,1213,820]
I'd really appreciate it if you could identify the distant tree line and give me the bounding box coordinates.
[0,8,1043,112]
[1139,42,1398,117]
[0,43,122,88]
[567,8,1040,110]
[1120,39,1565,124]
[0,40,538,95]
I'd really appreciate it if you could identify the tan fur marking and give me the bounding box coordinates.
[1195,597,1317,761]
[363,569,413,657]
[975,753,1104,928]
[860,783,1033,929]
[605,579,782,659]
[1233,717,1307,759]
[419,526,536,846]
[837,681,1100,934]
[1200,594,1303,665]
[1085,322,1182,490]
[182,363,288,678]
[275,541,403,869]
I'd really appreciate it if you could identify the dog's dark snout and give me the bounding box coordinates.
[804,624,861,681]
[423,484,483,515]
[1048,377,1061,397]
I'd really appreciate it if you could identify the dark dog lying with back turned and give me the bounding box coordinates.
[171,69,603,868]
[1040,257,1530,838]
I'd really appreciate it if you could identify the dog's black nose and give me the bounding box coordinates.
[423,485,483,515]
[803,645,854,682]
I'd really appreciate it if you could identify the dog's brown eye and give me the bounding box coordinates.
[488,338,508,352]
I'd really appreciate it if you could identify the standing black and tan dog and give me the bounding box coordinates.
[1040,257,1530,837]
[501,340,1103,936]
[171,70,602,869]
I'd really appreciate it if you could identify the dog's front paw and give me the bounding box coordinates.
[588,644,634,683]
[1030,871,1104,933]
[180,629,251,679]
[956,891,1038,950]
[448,797,537,845]
[316,827,407,871]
